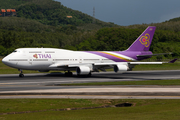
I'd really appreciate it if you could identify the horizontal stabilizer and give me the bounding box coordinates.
[137,53,172,58]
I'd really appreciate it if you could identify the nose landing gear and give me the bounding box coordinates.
[18,69,24,77]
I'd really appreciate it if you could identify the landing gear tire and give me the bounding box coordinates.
[87,72,92,77]
[19,73,24,78]
[18,69,24,78]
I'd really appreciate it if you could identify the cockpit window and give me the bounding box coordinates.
[12,50,20,53]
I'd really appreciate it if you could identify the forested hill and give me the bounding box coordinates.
[0,0,116,28]
[0,0,180,60]
[166,17,180,22]
[0,0,116,56]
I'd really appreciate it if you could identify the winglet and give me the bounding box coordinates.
[168,59,178,63]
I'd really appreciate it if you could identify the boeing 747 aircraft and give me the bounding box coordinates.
[2,26,175,77]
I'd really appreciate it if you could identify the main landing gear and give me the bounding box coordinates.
[88,72,92,77]
[18,69,24,78]
[64,71,73,76]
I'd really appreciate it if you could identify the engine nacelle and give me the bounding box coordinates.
[114,64,129,73]
[76,66,91,75]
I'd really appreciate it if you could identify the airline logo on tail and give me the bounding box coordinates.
[139,33,150,47]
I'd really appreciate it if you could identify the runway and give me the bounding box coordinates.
[1,70,180,85]
[0,70,180,99]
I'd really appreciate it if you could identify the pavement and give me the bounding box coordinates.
[0,70,180,99]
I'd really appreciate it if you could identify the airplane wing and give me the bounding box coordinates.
[94,59,177,65]
[49,59,177,74]
[49,59,177,68]
[130,58,177,64]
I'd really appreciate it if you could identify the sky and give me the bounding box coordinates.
[55,0,180,26]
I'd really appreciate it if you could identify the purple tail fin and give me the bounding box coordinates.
[126,26,156,51]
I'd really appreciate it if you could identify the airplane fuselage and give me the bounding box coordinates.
[2,48,152,71]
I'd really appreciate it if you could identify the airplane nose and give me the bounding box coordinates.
[2,57,8,65]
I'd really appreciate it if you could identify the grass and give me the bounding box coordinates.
[0,99,180,120]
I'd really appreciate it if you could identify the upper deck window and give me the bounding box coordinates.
[45,51,55,53]
[29,51,41,53]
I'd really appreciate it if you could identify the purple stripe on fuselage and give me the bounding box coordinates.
[113,51,139,60]
[86,51,130,62]
[116,51,153,60]
[86,51,153,62]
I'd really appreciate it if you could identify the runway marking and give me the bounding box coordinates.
[0,83,13,85]
[0,79,139,85]
[1,88,180,93]
[1,95,180,99]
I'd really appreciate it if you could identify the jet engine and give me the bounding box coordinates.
[114,64,129,73]
[76,66,91,75]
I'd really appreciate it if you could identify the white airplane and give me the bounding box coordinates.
[2,26,176,77]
